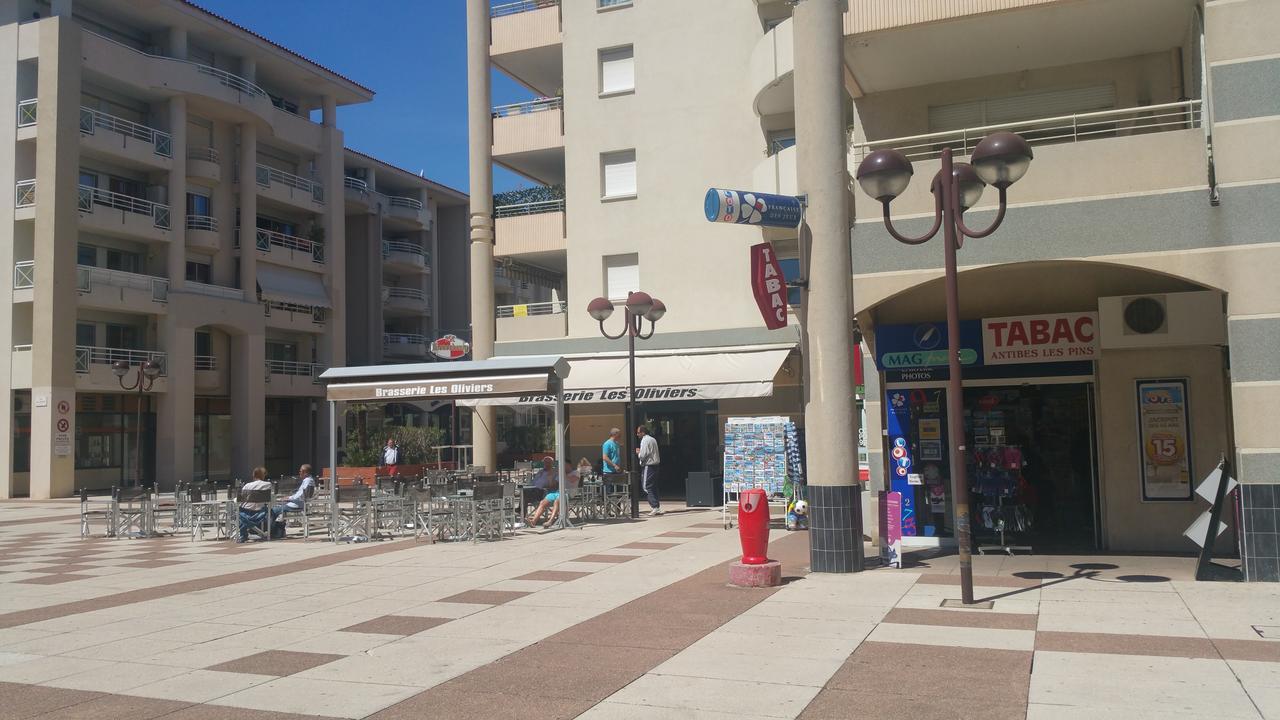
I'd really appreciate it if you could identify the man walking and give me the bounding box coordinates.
[636,425,662,516]
[601,428,623,475]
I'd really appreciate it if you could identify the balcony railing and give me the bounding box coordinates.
[495,198,565,218]
[850,99,1204,163]
[195,355,217,371]
[76,265,169,302]
[80,106,171,158]
[262,300,326,325]
[384,333,428,347]
[75,345,166,375]
[387,195,424,211]
[496,300,567,318]
[244,227,325,264]
[383,240,428,263]
[13,344,31,353]
[184,281,242,302]
[13,261,34,290]
[78,184,170,230]
[385,287,427,302]
[15,180,35,208]
[16,99,36,128]
[265,359,324,381]
[186,214,217,232]
[255,163,324,203]
[188,147,219,163]
[492,96,563,118]
[87,31,267,100]
[491,0,558,17]
[344,176,369,192]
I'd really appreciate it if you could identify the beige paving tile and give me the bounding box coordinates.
[41,660,189,692]
[606,673,821,719]
[60,636,191,662]
[579,701,777,719]
[209,675,421,718]
[1027,704,1235,720]
[393,601,489,619]
[127,668,279,704]
[865,621,1036,651]
[0,655,110,684]
[280,631,398,656]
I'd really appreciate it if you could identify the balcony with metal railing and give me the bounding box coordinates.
[343,175,370,207]
[13,261,34,291]
[262,300,326,332]
[244,226,325,270]
[383,333,428,359]
[185,214,220,253]
[496,300,568,341]
[187,147,221,183]
[382,286,430,316]
[75,345,168,392]
[77,184,171,240]
[75,264,169,313]
[16,99,36,137]
[383,194,427,227]
[182,281,243,302]
[14,180,35,212]
[194,354,221,390]
[264,359,326,396]
[79,106,171,168]
[254,163,324,210]
[850,100,1207,215]
[490,0,562,98]
[382,240,429,272]
[495,198,567,259]
[492,98,565,184]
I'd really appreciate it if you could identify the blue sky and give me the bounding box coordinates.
[196,0,534,195]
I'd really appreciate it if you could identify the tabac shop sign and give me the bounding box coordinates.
[983,312,1098,365]
[326,374,551,402]
[750,242,788,330]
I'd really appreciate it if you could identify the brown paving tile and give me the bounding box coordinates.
[370,687,590,720]
[572,554,637,564]
[0,681,102,719]
[656,531,711,538]
[439,641,676,703]
[689,522,727,528]
[916,573,1043,589]
[340,615,452,636]
[1214,638,1280,662]
[27,693,191,720]
[883,607,1039,631]
[618,542,679,550]
[516,570,593,582]
[119,560,189,569]
[438,589,532,606]
[207,650,345,676]
[1035,631,1218,659]
[32,564,98,573]
[845,642,1033,677]
[159,705,335,720]
[829,644,1030,702]
[0,515,77,527]
[799,688,1024,720]
[13,573,93,585]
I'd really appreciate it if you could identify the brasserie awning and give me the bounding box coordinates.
[257,264,331,308]
[462,344,795,406]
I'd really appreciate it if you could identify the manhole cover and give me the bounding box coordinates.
[1252,625,1279,639]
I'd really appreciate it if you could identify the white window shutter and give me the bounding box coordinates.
[600,46,634,94]
[602,150,636,198]
[605,254,639,302]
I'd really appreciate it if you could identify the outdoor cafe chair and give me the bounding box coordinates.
[470,481,506,543]
[189,483,232,542]
[332,485,374,543]
[150,482,181,533]
[79,489,113,537]
[235,487,274,542]
[111,486,153,539]
[604,475,632,519]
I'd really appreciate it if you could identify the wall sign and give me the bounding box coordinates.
[875,320,983,370]
[430,334,470,361]
[885,394,917,537]
[704,188,803,229]
[749,242,788,330]
[1137,379,1193,501]
[326,374,552,402]
[983,312,1098,365]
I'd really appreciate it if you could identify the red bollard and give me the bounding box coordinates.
[738,488,770,565]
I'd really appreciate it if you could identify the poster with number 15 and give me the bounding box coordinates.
[1136,379,1193,501]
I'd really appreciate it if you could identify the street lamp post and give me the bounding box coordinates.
[855,132,1033,605]
[113,359,161,489]
[588,291,666,519]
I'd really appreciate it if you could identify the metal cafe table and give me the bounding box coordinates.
[318,356,578,535]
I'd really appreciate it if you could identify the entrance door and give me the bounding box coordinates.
[638,407,708,499]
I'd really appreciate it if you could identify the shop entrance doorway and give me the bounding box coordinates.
[638,404,713,499]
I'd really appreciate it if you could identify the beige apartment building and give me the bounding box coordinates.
[0,0,467,498]
[476,0,1280,580]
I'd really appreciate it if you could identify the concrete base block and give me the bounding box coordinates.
[729,560,783,588]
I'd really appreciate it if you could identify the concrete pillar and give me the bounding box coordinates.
[238,123,257,293]
[794,0,863,572]
[318,94,345,462]
[229,331,265,480]
[168,26,187,60]
[211,121,236,286]
[240,56,256,84]
[466,0,497,471]
[0,6,18,497]
[156,318,194,488]
[29,18,81,498]
[167,96,187,291]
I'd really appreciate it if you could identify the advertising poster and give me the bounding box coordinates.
[1137,379,1193,501]
[884,390,917,536]
[880,491,902,568]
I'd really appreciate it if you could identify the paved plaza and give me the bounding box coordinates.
[0,501,1277,719]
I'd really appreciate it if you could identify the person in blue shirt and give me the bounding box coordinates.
[601,428,623,475]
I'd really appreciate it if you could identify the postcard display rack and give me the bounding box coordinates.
[722,417,805,528]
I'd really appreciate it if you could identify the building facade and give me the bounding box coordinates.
[0,0,467,497]
[476,0,1280,580]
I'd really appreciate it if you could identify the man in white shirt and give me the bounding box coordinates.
[636,425,662,516]
[238,467,273,542]
[271,464,316,537]
[382,438,399,476]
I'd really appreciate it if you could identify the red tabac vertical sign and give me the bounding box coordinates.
[750,242,788,330]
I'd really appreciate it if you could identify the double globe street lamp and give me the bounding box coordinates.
[588,291,666,519]
[855,132,1034,605]
[113,359,161,489]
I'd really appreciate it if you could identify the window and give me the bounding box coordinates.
[604,253,639,302]
[76,323,96,347]
[195,331,212,358]
[186,261,211,284]
[779,258,802,307]
[107,175,143,200]
[105,249,140,273]
[598,0,633,8]
[78,171,98,189]
[265,341,297,363]
[601,150,637,199]
[105,324,140,350]
[767,130,796,155]
[257,215,298,237]
[186,191,211,217]
[77,245,97,267]
[599,46,634,95]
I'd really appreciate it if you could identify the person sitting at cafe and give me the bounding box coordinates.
[238,467,273,543]
[269,464,316,538]
[528,461,580,528]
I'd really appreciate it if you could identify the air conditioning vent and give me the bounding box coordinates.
[1123,296,1167,335]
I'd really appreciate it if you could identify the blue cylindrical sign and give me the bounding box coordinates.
[704,188,803,229]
